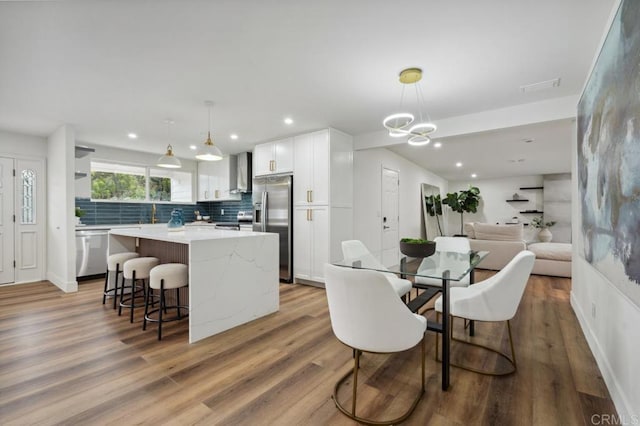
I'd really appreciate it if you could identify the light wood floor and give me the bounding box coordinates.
[0,272,616,425]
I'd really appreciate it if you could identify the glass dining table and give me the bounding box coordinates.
[332,250,489,391]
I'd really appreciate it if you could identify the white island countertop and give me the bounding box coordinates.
[108,225,279,343]
[110,225,270,243]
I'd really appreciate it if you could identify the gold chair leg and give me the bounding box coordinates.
[332,342,426,426]
[435,318,517,376]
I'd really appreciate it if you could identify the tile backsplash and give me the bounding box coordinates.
[76,193,253,225]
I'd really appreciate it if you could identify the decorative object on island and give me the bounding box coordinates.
[157,119,182,169]
[531,216,556,242]
[75,206,85,225]
[195,100,223,161]
[442,186,481,236]
[167,208,185,231]
[383,67,437,146]
[400,238,436,258]
[424,193,444,237]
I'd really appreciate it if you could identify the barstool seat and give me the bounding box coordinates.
[118,257,160,323]
[144,263,189,340]
[103,252,139,309]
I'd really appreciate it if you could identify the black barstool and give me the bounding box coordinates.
[118,257,160,323]
[143,263,189,340]
[102,252,139,309]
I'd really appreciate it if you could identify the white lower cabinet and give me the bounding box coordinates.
[294,205,329,282]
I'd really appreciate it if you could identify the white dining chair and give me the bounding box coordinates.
[341,240,412,297]
[324,263,427,425]
[434,250,535,375]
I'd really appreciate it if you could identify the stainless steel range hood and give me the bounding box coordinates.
[230,152,252,193]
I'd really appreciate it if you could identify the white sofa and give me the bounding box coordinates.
[528,242,572,278]
[465,222,527,270]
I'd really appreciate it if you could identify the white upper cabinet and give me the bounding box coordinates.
[197,155,241,201]
[253,137,294,176]
[293,130,329,206]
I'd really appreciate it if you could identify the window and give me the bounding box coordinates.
[149,168,192,202]
[21,169,36,224]
[91,161,193,203]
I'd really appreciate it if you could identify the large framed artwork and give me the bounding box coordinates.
[577,0,640,306]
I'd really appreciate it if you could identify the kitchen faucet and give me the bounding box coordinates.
[151,203,157,224]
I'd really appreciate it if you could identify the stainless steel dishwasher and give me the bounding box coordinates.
[76,228,109,279]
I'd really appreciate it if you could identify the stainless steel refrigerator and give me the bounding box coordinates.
[252,174,293,282]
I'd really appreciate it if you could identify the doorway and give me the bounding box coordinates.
[0,156,45,285]
[381,167,399,267]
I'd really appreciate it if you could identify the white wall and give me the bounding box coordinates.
[353,148,448,261]
[0,129,47,158]
[47,125,77,292]
[447,175,543,241]
[571,0,639,418]
[571,126,640,419]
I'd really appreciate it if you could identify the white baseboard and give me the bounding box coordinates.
[570,291,634,420]
[46,271,78,293]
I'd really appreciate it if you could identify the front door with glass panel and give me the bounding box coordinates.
[0,157,45,285]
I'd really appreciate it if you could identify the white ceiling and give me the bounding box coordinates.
[0,0,615,179]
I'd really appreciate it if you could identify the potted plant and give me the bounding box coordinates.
[424,194,443,237]
[442,186,481,236]
[400,238,436,258]
[531,216,556,242]
[75,207,86,225]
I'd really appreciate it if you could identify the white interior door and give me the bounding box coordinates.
[0,157,15,284]
[381,167,399,267]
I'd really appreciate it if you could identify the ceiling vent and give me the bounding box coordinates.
[520,78,561,93]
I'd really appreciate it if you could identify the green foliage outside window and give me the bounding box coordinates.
[91,171,146,200]
[149,176,172,201]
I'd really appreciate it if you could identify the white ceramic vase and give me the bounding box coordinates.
[538,228,552,242]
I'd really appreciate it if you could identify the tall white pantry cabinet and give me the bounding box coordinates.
[293,128,353,284]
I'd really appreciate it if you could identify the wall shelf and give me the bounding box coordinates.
[519,186,543,190]
[506,199,529,202]
[520,210,543,214]
[75,145,95,158]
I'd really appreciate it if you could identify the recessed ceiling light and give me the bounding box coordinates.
[434,142,442,148]
[127,133,138,139]
[456,162,463,167]
[522,138,534,143]
[230,134,238,140]
[471,173,477,178]
[284,117,294,125]
[189,145,197,150]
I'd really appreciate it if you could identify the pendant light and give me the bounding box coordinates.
[157,119,182,168]
[383,68,437,146]
[195,101,223,161]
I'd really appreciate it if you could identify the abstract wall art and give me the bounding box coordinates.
[577,0,640,306]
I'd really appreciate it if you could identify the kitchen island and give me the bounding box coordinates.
[108,225,279,343]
